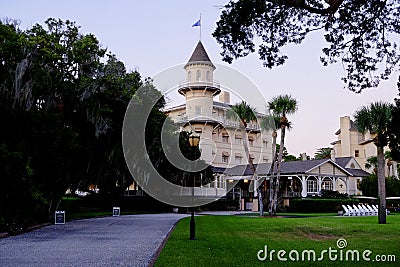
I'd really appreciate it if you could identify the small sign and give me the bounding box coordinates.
[113,207,120,217]
[55,211,65,224]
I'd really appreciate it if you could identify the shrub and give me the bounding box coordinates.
[289,198,359,213]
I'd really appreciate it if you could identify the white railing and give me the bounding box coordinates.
[179,80,221,89]
[174,114,260,131]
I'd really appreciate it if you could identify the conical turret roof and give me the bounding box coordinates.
[187,41,214,66]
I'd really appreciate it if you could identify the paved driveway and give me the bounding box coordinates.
[0,213,188,267]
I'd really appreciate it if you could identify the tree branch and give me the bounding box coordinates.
[267,0,344,15]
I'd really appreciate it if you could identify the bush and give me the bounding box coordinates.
[289,198,359,213]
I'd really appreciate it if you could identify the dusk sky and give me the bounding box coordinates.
[2,0,399,157]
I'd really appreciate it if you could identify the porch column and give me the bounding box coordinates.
[301,175,307,197]
[332,178,337,191]
[318,176,322,193]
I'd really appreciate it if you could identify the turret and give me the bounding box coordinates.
[179,41,220,119]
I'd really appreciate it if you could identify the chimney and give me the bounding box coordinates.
[219,91,230,104]
[301,153,308,161]
[330,149,336,161]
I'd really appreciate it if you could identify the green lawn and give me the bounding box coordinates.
[154,214,400,267]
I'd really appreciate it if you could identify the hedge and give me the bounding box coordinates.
[289,198,360,213]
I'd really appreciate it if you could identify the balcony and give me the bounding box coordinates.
[174,114,260,131]
[178,81,221,96]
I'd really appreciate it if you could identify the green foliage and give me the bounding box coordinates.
[354,101,393,146]
[320,190,348,199]
[226,100,257,128]
[289,198,359,213]
[389,78,400,161]
[314,147,333,159]
[360,174,400,197]
[213,0,400,93]
[0,18,179,231]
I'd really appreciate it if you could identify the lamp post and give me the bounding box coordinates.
[188,134,200,240]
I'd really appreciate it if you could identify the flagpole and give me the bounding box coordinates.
[199,13,202,41]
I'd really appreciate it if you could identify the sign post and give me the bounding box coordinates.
[55,211,65,224]
[112,207,120,217]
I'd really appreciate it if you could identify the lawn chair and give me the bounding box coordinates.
[359,204,371,216]
[366,204,377,216]
[346,205,356,216]
[372,204,379,215]
[342,205,351,216]
[352,204,362,216]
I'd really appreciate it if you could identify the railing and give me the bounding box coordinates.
[174,114,260,131]
[179,80,221,90]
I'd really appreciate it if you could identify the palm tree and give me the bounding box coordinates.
[227,101,264,215]
[268,94,298,215]
[354,101,393,224]
[314,147,333,159]
[261,114,279,216]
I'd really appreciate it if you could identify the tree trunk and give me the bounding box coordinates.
[269,130,277,216]
[377,145,386,224]
[273,124,286,215]
[240,124,263,216]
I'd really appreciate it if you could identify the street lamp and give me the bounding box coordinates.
[188,134,200,240]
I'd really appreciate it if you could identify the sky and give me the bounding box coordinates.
[1,0,399,157]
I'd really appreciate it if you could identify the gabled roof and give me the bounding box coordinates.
[334,157,353,167]
[187,41,213,64]
[223,159,353,177]
[334,157,371,177]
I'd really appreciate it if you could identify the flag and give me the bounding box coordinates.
[192,19,201,27]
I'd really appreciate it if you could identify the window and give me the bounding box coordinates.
[194,127,202,134]
[350,163,355,168]
[248,137,254,146]
[206,71,210,81]
[235,136,242,144]
[222,152,229,163]
[195,106,201,116]
[235,156,242,164]
[307,178,318,193]
[196,70,201,81]
[321,178,333,191]
[357,178,361,190]
[187,71,191,81]
[222,134,229,143]
[263,139,268,148]
[355,150,359,157]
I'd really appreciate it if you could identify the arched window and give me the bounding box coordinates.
[196,70,201,81]
[187,71,191,81]
[206,71,210,81]
[307,177,318,193]
[322,178,333,191]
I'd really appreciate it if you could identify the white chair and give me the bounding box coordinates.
[372,204,379,215]
[352,205,362,216]
[360,204,372,216]
[342,205,351,216]
[366,204,378,216]
[346,205,356,216]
